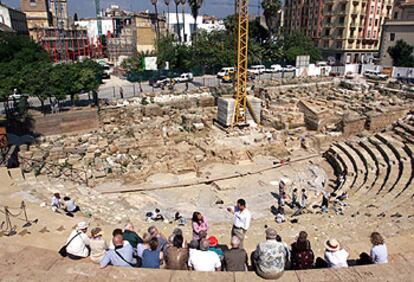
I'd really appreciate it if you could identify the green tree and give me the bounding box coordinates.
[261,0,281,37]
[284,32,320,64]
[0,33,49,101]
[388,40,414,67]
[19,62,52,114]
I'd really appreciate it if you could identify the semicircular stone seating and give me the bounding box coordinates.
[323,115,414,215]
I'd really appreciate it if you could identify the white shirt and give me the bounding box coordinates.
[66,230,90,258]
[324,249,349,268]
[371,244,388,264]
[65,200,77,212]
[188,249,221,271]
[51,196,61,208]
[233,207,251,231]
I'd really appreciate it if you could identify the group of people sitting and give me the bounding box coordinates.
[61,217,388,279]
[51,193,80,217]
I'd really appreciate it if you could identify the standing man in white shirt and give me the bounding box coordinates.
[227,199,252,249]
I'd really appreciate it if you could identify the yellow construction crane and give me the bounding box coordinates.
[233,0,259,127]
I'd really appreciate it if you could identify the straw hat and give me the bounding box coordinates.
[325,239,341,251]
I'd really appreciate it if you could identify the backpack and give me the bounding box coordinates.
[293,249,314,270]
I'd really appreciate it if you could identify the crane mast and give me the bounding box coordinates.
[95,0,103,36]
[233,0,258,126]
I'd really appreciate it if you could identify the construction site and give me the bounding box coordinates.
[1,0,414,281]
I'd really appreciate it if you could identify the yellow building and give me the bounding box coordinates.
[134,13,166,54]
[20,0,52,35]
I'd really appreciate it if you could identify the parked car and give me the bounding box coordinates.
[363,70,388,81]
[282,65,296,72]
[217,67,235,78]
[345,72,356,79]
[149,75,172,88]
[221,70,256,83]
[265,64,282,73]
[249,65,266,75]
[173,72,194,83]
[102,65,111,79]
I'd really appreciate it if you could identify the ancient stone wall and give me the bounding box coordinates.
[367,107,409,131]
[31,108,99,136]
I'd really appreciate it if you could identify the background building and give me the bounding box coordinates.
[50,0,69,29]
[380,0,414,65]
[0,3,29,34]
[75,18,114,43]
[167,12,202,44]
[134,12,158,54]
[167,13,225,44]
[20,0,52,36]
[20,0,90,62]
[284,0,394,64]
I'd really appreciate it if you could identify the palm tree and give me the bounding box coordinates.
[180,0,187,43]
[261,0,281,38]
[151,0,160,38]
[188,0,203,41]
[164,0,170,34]
[174,0,182,42]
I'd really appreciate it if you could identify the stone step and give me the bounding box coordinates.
[324,150,350,194]
[393,126,414,144]
[345,141,377,196]
[335,142,366,193]
[375,134,413,199]
[372,135,405,197]
[1,243,414,282]
[367,137,399,196]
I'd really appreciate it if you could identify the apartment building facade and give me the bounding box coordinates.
[379,0,414,65]
[0,3,29,34]
[284,0,394,64]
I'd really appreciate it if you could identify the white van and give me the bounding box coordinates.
[249,65,266,75]
[265,64,282,73]
[364,70,388,81]
[217,67,235,78]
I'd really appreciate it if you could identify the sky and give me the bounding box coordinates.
[1,0,265,19]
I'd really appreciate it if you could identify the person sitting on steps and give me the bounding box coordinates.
[100,229,136,268]
[65,222,90,260]
[63,196,80,217]
[89,227,108,264]
[291,231,314,270]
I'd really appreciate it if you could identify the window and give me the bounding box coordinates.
[375,19,379,26]
[393,11,398,19]
[30,0,37,6]
[336,41,342,48]
[325,28,330,36]
[369,18,372,26]
[389,33,395,41]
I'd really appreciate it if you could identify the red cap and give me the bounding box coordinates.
[208,236,218,247]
